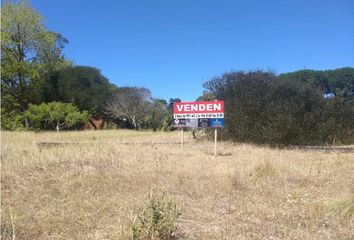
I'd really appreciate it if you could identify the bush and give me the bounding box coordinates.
[120,192,180,240]
[250,160,278,178]
[0,94,25,130]
[326,195,354,219]
[1,108,24,131]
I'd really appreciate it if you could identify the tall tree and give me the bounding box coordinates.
[105,87,153,129]
[44,66,118,117]
[1,0,68,129]
[141,98,169,131]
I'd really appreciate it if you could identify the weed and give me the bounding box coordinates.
[250,159,278,178]
[230,169,247,191]
[326,195,354,219]
[120,191,180,240]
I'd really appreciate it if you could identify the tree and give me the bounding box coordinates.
[25,102,90,131]
[279,67,354,99]
[0,89,24,130]
[1,0,68,129]
[202,69,354,146]
[196,92,215,101]
[167,98,181,113]
[105,87,153,129]
[44,66,118,116]
[154,98,181,131]
[141,98,169,131]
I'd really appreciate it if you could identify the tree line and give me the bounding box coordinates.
[201,68,354,146]
[1,0,178,131]
[1,1,353,146]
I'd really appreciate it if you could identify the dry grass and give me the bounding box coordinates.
[1,130,354,239]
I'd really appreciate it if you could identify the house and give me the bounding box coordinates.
[85,118,109,130]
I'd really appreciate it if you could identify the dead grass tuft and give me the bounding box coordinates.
[230,169,248,191]
[250,159,278,178]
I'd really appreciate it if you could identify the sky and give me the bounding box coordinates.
[30,0,354,102]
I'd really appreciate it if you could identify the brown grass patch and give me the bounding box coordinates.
[1,130,354,239]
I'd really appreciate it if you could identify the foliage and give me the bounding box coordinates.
[106,87,153,129]
[141,99,169,131]
[202,69,354,146]
[25,102,90,130]
[1,86,24,130]
[167,98,181,113]
[196,92,215,101]
[279,67,354,99]
[42,66,117,116]
[159,98,181,131]
[121,192,180,240]
[1,0,69,128]
[160,115,174,132]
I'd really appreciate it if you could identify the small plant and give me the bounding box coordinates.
[230,169,247,191]
[326,195,354,219]
[121,191,180,240]
[250,159,278,178]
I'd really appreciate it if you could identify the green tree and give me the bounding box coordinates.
[196,92,215,101]
[43,66,118,116]
[157,98,181,131]
[1,0,68,129]
[0,89,24,130]
[279,67,354,99]
[141,98,169,131]
[25,102,90,131]
[203,69,354,146]
[167,98,181,113]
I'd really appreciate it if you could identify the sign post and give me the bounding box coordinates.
[214,129,218,157]
[173,100,224,156]
[181,128,184,149]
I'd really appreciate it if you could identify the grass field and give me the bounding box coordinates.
[1,130,353,239]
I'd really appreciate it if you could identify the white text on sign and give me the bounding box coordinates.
[173,101,224,117]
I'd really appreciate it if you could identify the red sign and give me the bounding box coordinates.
[173,101,224,119]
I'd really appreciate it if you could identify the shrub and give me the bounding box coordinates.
[326,195,354,219]
[120,192,180,240]
[230,169,247,191]
[250,159,278,178]
[0,94,24,130]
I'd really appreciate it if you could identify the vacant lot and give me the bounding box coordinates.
[1,130,353,239]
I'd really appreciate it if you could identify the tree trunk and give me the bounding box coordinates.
[24,117,30,130]
[21,102,29,130]
[132,117,138,130]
